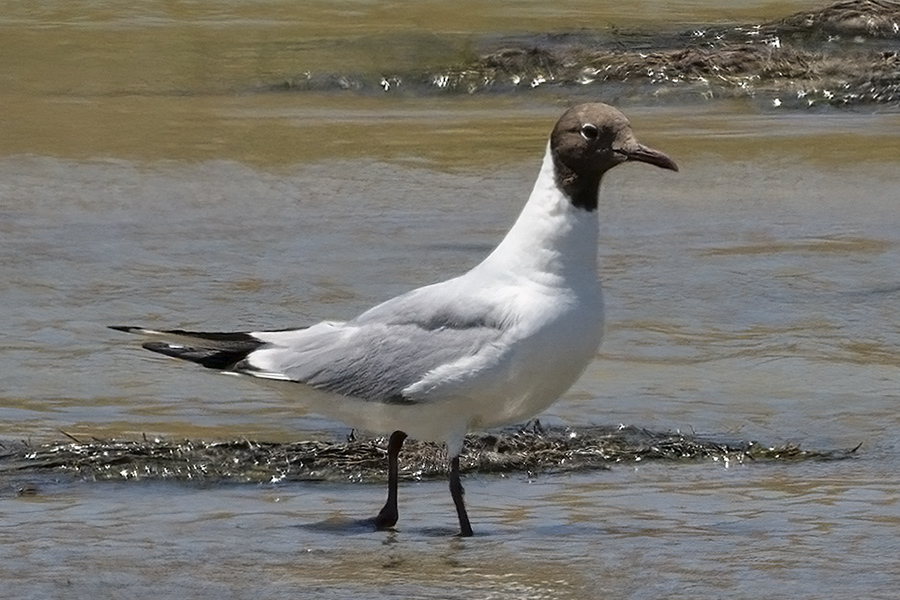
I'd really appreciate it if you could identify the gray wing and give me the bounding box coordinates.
[241,285,508,403]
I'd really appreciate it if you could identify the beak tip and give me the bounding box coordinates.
[626,143,678,173]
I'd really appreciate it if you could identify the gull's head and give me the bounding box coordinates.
[550,103,678,211]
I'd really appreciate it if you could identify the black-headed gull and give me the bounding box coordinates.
[112,103,677,536]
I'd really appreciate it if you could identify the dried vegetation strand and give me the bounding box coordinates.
[431,0,900,105]
[0,424,856,485]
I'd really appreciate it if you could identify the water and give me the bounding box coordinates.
[2,2,900,598]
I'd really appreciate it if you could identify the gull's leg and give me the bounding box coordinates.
[372,430,407,530]
[449,454,473,537]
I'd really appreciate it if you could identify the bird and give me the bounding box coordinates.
[111,102,677,536]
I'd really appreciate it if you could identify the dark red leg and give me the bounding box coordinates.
[449,454,473,537]
[372,430,407,530]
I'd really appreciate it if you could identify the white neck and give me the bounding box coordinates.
[478,143,600,286]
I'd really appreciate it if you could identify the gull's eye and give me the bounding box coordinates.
[580,123,599,141]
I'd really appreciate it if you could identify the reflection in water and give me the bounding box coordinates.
[1,464,897,599]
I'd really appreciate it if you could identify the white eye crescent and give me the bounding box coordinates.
[580,123,599,141]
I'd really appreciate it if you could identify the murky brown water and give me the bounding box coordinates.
[2,2,900,599]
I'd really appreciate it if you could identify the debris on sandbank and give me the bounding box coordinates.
[274,1,900,107]
[0,424,856,485]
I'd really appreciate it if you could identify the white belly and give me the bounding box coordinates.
[366,285,603,442]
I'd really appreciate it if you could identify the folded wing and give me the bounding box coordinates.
[243,317,504,402]
[111,286,509,404]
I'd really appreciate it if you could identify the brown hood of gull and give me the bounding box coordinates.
[549,102,678,211]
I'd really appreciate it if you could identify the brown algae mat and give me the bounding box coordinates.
[0,424,857,486]
[276,0,900,107]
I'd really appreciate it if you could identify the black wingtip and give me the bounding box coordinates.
[142,341,258,370]
[110,325,266,370]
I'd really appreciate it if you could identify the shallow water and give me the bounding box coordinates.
[2,2,900,599]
